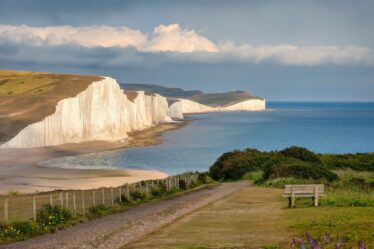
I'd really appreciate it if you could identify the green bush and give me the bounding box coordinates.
[178,179,187,190]
[37,204,72,230]
[130,190,146,201]
[262,159,338,182]
[88,205,112,217]
[0,221,38,242]
[209,150,258,180]
[280,146,321,163]
[260,177,317,188]
[116,195,130,204]
[151,183,167,197]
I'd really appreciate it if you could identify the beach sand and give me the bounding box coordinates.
[0,122,187,194]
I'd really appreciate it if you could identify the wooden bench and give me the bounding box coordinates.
[282,184,324,207]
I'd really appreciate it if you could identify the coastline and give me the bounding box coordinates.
[0,121,188,195]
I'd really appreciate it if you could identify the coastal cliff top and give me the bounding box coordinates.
[0,70,102,142]
[121,83,263,107]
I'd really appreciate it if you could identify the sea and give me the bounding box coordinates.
[42,102,374,174]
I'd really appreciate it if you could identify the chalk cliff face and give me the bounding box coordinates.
[168,98,266,118]
[220,99,266,111]
[0,77,171,149]
[1,76,266,149]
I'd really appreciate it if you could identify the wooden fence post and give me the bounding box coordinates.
[66,192,69,208]
[59,192,63,207]
[49,194,53,205]
[119,187,122,203]
[139,182,143,195]
[92,189,96,206]
[73,192,76,217]
[110,188,114,206]
[127,184,130,200]
[145,182,149,197]
[81,190,85,216]
[32,196,36,221]
[101,188,105,205]
[4,199,8,224]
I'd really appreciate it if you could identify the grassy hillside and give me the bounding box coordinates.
[0,70,102,142]
[189,90,262,107]
[121,83,203,98]
[121,83,263,107]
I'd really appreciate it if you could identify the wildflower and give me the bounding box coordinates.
[306,233,313,248]
[358,240,366,249]
[292,237,298,247]
[299,239,306,249]
[323,233,330,242]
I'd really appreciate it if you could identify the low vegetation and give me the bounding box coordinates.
[0,174,210,244]
[206,146,374,247]
[127,186,374,249]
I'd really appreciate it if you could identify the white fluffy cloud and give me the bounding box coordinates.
[0,23,373,66]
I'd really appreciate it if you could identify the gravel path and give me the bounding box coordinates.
[2,182,250,249]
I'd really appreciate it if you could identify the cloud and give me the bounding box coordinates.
[144,23,218,52]
[0,23,373,66]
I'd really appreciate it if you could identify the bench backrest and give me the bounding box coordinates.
[284,184,324,195]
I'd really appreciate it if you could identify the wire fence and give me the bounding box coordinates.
[0,172,198,224]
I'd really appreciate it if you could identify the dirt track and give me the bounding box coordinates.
[2,182,249,249]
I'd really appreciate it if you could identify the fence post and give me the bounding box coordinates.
[92,189,96,206]
[73,192,76,217]
[82,190,85,216]
[139,182,143,195]
[4,199,8,224]
[49,194,53,205]
[32,196,36,221]
[59,192,63,207]
[145,182,149,197]
[119,187,122,203]
[127,184,130,201]
[101,188,105,205]
[111,188,114,206]
[66,192,69,208]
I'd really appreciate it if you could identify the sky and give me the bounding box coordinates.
[0,0,373,101]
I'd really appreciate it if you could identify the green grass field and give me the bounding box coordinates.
[125,186,374,249]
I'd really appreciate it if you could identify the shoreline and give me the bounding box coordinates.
[0,121,189,195]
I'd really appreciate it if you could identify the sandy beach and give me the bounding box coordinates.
[0,122,186,194]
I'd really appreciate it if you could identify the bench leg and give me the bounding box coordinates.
[288,197,291,207]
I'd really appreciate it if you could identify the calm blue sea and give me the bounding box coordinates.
[44,102,374,174]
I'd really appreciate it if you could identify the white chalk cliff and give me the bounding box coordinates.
[0,77,172,148]
[1,77,265,149]
[168,98,265,118]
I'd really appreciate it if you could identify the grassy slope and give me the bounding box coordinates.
[126,186,374,249]
[0,70,102,142]
[188,91,263,107]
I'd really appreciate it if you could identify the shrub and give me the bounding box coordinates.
[209,150,258,180]
[280,146,321,163]
[37,204,72,230]
[130,190,146,202]
[178,179,187,190]
[262,159,338,182]
[0,221,37,242]
[88,205,112,217]
[151,183,167,197]
[116,195,130,204]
